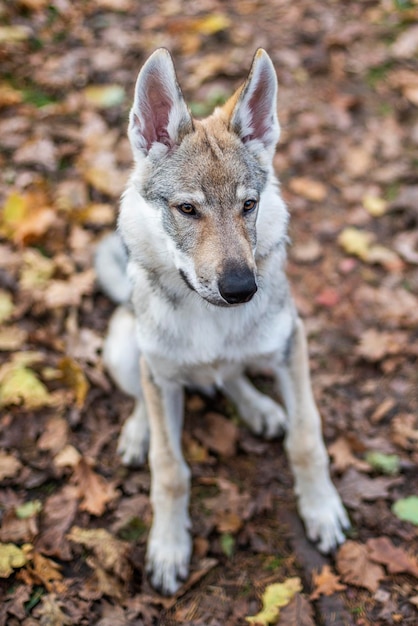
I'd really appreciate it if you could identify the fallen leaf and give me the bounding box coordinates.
[19,551,64,592]
[338,227,374,261]
[0,543,31,578]
[0,325,28,351]
[83,85,125,108]
[42,269,95,308]
[0,364,53,409]
[32,593,72,625]
[279,593,315,625]
[288,177,327,202]
[356,329,406,362]
[58,357,89,408]
[67,526,132,583]
[37,416,69,454]
[246,577,302,625]
[53,444,82,469]
[0,507,39,543]
[367,537,418,578]
[0,25,31,43]
[71,458,119,516]
[363,194,388,217]
[338,467,401,509]
[194,412,238,457]
[0,187,57,244]
[392,24,418,59]
[328,437,370,473]
[336,541,385,592]
[392,496,418,526]
[37,486,79,559]
[310,565,346,600]
[0,290,14,323]
[364,451,400,476]
[0,451,22,480]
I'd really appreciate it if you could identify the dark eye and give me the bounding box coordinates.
[243,199,257,213]
[177,203,198,217]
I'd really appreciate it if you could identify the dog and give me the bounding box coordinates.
[95,48,349,595]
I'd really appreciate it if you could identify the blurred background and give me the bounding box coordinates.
[0,1,418,625]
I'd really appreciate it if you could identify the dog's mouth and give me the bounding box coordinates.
[179,270,257,307]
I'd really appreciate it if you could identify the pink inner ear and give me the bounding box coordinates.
[247,66,274,143]
[139,72,173,150]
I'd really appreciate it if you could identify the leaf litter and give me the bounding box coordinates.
[0,0,417,624]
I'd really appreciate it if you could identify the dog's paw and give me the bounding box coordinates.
[117,410,149,466]
[299,486,350,553]
[241,396,287,439]
[146,527,192,595]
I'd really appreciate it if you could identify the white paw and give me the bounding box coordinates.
[117,408,149,466]
[240,396,287,439]
[299,485,350,553]
[146,525,192,595]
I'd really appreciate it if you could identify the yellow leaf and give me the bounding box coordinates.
[84,85,125,108]
[363,195,387,217]
[0,543,31,578]
[338,227,374,261]
[20,249,55,291]
[58,357,89,409]
[0,25,31,43]
[0,290,14,324]
[0,365,52,409]
[194,13,231,35]
[246,577,302,625]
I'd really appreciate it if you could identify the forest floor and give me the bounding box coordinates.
[0,0,418,624]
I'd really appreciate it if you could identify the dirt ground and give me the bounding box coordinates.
[0,0,417,624]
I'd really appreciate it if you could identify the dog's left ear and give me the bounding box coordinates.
[128,48,194,160]
[228,49,280,155]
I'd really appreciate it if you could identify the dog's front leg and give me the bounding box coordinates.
[140,357,191,595]
[277,317,349,552]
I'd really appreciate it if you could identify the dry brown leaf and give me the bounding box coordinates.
[288,177,327,202]
[310,565,346,600]
[37,416,69,454]
[32,593,72,625]
[71,458,119,516]
[356,329,407,362]
[336,541,385,592]
[18,551,64,592]
[194,412,238,457]
[328,437,370,473]
[67,526,132,584]
[0,451,22,480]
[392,414,418,450]
[338,467,401,509]
[279,593,315,625]
[36,486,79,560]
[0,510,37,544]
[367,537,418,578]
[43,269,95,308]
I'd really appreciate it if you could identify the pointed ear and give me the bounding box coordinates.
[128,48,194,159]
[228,49,280,155]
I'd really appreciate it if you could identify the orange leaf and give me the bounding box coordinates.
[310,565,346,600]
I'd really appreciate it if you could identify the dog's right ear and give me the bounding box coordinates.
[128,49,194,159]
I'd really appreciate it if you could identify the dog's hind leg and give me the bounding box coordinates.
[141,357,192,595]
[274,317,349,553]
[103,306,149,465]
[223,376,287,438]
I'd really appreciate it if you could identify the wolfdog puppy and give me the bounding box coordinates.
[95,48,349,595]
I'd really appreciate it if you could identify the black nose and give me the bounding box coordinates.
[218,263,257,304]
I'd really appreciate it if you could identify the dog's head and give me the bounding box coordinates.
[127,48,280,307]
